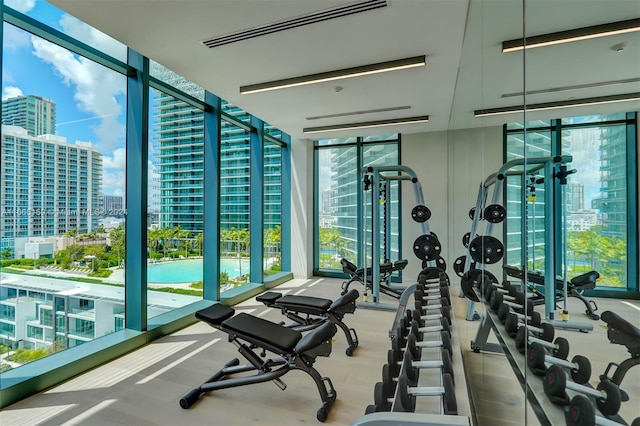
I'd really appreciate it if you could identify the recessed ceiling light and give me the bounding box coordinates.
[502,18,640,52]
[240,56,426,94]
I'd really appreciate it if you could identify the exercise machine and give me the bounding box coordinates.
[359,165,440,310]
[341,258,408,299]
[257,288,360,356]
[180,303,338,422]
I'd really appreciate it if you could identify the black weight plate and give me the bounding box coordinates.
[411,205,431,223]
[421,257,446,271]
[460,271,480,302]
[468,207,482,221]
[543,365,567,398]
[571,355,592,385]
[596,379,621,416]
[453,255,467,277]
[468,235,504,264]
[443,373,458,415]
[460,268,499,302]
[484,204,506,223]
[419,266,443,281]
[413,234,442,261]
[569,395,595,426]
[462,232,471,248]
[397,372,416,412]
[553,337,570,360]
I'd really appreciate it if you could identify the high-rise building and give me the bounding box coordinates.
[592,125,627,237]
[102,194,124,216]
[2,95,56,137]
[565,182,584,212]
[1,125,103,256]
[327,143,399,262]
[151,65,280,233]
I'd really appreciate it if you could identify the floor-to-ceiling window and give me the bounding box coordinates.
[263,136,283,278]
[314,135,400,274]
[505,113,637,292]
[0,1,291,405]
[1,16,127,366]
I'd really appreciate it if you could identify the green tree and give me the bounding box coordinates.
[109,226,125,267]
[568,228,604,270]
[195,232,203,256]
[0,247,12,260]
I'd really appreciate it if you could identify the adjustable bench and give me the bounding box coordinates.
[257,289,360,356]
[600,310,640,399]
[503,265,601,320]
[179,303,338,422]
[341,258,408,299]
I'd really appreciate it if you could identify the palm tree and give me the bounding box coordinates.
[195,232,203,257]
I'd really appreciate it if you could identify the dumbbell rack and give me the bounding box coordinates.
[470,297,629,426]
[358,273,473,424]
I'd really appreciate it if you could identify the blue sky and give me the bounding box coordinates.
[2,0,130,197]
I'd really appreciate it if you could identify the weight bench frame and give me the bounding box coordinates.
[600,310,640,399]
[257,289,360,356]
[341,258,408,300]
[503,265,600,320]
[180,303,338,422]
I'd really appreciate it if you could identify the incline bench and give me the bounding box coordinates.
[257,289,360,356]
[503,265,600,320]
[341,258,408,299]
[180,303,338,422]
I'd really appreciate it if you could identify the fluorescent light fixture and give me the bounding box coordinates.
[240,56,426,94]
[303,115,429,134]
[502,18,640,52]
[474,93,640,117]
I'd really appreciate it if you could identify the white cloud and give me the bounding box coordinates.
[31,36,126,151]
[102,168,126,196]
[103,148,126,169]
[2,23,31,50]
[5,0,36,13]
[59,14,127,62]
[2,86,24,100]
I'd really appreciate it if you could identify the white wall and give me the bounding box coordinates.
[289,126,506,282]
[399,126,503,283]
[400,130,450,282]
[289,137,314,278]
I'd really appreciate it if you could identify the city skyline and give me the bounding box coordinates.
[3,0,129,200]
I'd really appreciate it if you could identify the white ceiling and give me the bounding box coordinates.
[50,0,640,140]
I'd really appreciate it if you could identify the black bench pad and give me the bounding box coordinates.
[330,289,359,311]
[196,304,235,325]
[256,291,282,304]
[602,310,640,341]
[223,313,302,353]
[276,295,332,315]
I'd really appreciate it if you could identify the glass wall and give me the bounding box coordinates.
[146,87,204,317]
[264,140,282,277]
[505,114,636,290]
[0,2,291,403]
[1,20,126,366]
[314,136,399,273]
[220,117,251,289]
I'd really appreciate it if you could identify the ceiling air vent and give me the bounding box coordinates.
[201,0,388,48]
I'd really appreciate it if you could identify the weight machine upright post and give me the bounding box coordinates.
[464,183,489,320]
[384,180,392,263]
[371,170,381,303]
[543,160,556,320]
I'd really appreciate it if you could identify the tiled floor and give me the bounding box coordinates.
[1,277,639,425]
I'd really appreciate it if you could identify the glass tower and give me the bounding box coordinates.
[2,95,56,137]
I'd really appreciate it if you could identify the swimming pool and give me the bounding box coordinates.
[147,258,250,283]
